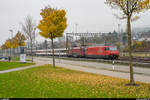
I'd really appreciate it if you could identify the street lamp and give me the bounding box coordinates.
[75,24,78,41]
[118,23,124,56]
[9,29,13,59]
[75,23,78,33]
[9,30,13,39]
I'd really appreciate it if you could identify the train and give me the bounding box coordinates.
[68,46,119,59]
[26,48,67,56]
[26,46,119,60]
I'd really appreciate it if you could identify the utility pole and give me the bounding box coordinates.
[36,40,38,57]
[45,40,47,56]
[118,24,120,34]
[75,23,78,33]
[118,24,123,56]
[66,34,68,53]
[75,23,78,41]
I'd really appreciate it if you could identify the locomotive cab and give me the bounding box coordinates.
[105,47,119,60]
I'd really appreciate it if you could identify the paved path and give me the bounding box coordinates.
[0,61,45,74]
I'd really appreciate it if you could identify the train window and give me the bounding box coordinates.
[109,47,117,50]
[105,47,109,50]
[106,47,117,51]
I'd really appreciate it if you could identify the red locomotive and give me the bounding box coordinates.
[68,46,119,59]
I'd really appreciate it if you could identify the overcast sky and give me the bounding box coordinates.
[0,0,150,45]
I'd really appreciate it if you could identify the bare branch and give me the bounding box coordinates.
[131,16,140,22]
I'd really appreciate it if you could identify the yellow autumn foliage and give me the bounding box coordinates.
[12,38,19,48]
[106,0,150,14]
[5,38,19,49]
[37,7,67,39]
[5,39,12,48]
[14,31,26,46]
[1,44,8,50]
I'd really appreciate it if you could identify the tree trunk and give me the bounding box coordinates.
[51,38,55,68]
[13,48,16,61]
[144,42,147,57]
[31,40,33,63]
[66,35,69,55]
[10,48,11,61]
[46,41,47,56]
[127,15,135,85]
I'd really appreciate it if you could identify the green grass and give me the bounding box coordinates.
[0,62,34,71]
[11,57,20,61]
[0,65,150,98]
[7,56,31,62]
[26,59,32,62]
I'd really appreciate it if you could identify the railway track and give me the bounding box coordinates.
[55,56,150,63]
[119,56,150,63]
[46,56,150,68]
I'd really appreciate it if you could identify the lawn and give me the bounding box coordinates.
[11,57,31,62]
[0,65,150,98]
[0,62,34,71]
[11,57,20,61]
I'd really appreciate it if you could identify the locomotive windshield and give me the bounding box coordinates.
[105,47,117,51]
